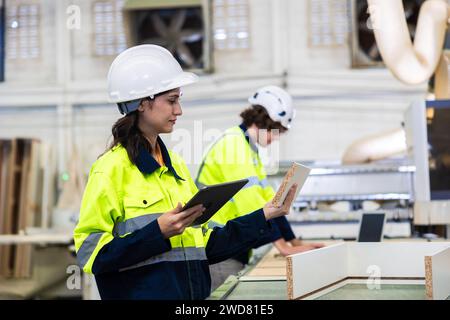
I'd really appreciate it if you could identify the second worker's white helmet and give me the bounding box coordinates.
[248,85,295,129]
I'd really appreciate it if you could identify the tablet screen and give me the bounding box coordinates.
[183,179,249,226]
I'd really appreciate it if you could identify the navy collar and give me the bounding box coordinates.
[238,123,259,154]
[135,136,184,180]
[239,123,250,143]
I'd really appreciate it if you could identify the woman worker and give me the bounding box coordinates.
[73,45,297,300]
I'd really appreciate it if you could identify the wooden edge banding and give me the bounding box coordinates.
[286,256,293,300]
[424,256,433,300]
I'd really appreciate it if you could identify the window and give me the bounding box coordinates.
[93,0,126,56]
[213,0,250,50]
[308,0,349,47]
[6,1,40,60]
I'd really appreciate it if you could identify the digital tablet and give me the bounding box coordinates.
[182,178,249,226]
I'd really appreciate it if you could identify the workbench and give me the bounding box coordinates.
[210,239,450,300]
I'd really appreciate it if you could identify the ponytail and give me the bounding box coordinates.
[108,111,152,165]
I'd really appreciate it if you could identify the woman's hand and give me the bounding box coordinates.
[263,184,298,220]
[157,203,205,239]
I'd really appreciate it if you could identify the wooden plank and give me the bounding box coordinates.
[252,260,286,268]
[20,140,32,277]
[40,143,54,229]
[1,139,45,278]
[10,139,21,277]
[1,139,17,277]
[246,267,286,277]
[17,140,27,278]
[239,276,286,281]
[32,141,44,228]
[425,247,450,300]
[0,140,5,276]
[14,139,29,278]
[425,256,433,299]
[244,246,287,278]
[0,140,9,276]
[254,256,286,268]
[21,139,41,278]
[287,243,348,300]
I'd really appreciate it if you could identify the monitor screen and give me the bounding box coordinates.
[357,213,386,242]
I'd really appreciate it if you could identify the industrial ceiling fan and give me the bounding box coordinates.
[135,7,204,69]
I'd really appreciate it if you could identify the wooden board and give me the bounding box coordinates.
[14,139,30,277]
[287,243,347,300]
[0,140,9,276]
[40,143,54,229]
[245,240,344,279]
[246,267,286,277]
[1,139,17,277]
[254,256,286,268]
[251,260,286,268]
[245,247,287,277]
[0,139,44,278]
[0,140,5,274]
[13,139,42,278]
[425,247,450,300]
[22,140,42,278]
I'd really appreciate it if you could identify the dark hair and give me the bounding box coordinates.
[106,89,175,164]
[108,111,152,165]
[240,105,287,132]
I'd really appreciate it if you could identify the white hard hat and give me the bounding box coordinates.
[107,44,199,114]
[248,85,295,129]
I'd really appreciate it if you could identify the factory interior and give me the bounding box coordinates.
[0,0,450,301]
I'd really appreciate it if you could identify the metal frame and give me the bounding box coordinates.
[404,100,430,202]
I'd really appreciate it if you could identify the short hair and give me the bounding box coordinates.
[240,105,287,132]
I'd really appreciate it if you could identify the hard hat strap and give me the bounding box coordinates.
[117,95,155,115]
[117,99,140,115]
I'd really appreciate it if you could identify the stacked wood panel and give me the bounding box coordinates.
[0,138,45,278]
